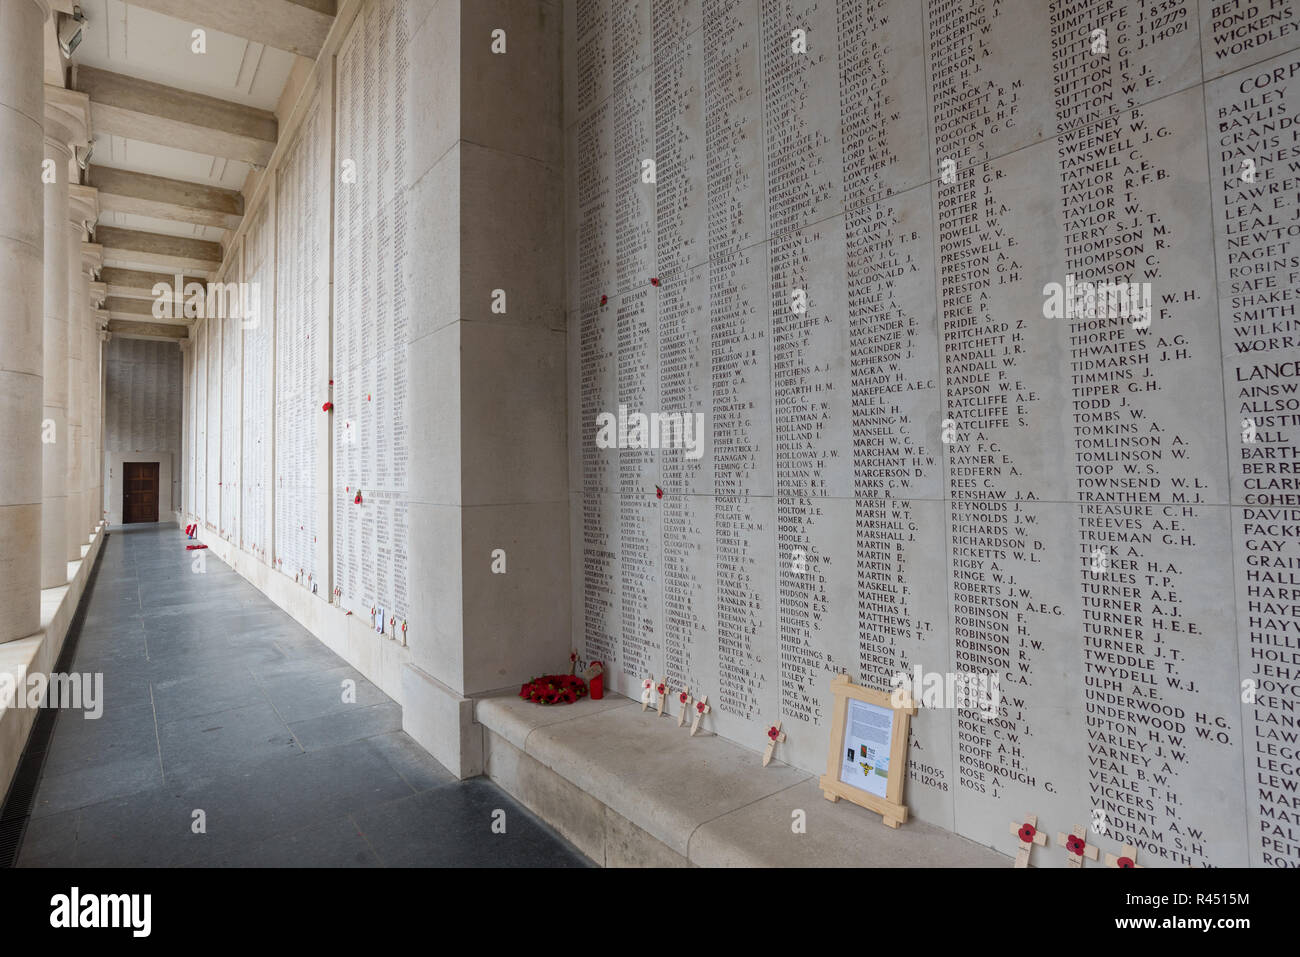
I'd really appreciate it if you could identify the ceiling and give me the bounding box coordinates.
[46,0,336,339]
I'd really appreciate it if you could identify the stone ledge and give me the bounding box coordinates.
[476,690,1008,867]
[0,526,105,802]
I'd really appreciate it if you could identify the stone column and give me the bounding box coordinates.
[39,111,71,587]
[92,308,108,529]
[38,90,88,587]
[87,288,106,534]
[65,230,86,558]
[401,0,567,776]
[73,219,100,550]
[68,216,98,555]
[0,0,51,643]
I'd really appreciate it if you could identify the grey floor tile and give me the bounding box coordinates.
[353,779,591,868]
[258,665,390,724]
[363,732,458,793]
[30,755,165,820]
[71,785,206,868]
[150,668,265,724]
[14,810,80,866]
[204,816,381,868]
[41,702,161,777]
[158,702,302,780]
[288,701,404,752]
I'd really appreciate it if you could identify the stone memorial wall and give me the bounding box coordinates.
[191,314,205,524]
[104,338,182,456]
[181,3,416,649]
[241,201,274,563]
[220,257,242,544]
[333,0,412,634]
[274,88,330,588]
[204,309,221,530]
[565,0,1300,866]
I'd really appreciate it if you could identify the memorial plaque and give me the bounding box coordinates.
[333,0,411,626]
[104,338,182,456]
[1206,49,1300,868]
[275,89,329,585]
[242,203,274,561]
[220,260,242,544]
[205,312,221,530]
[565,0,1300,864]
[194,317,207,526]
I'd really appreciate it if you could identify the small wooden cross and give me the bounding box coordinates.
[655,678,670,717]
[1105,844,1144,869]
[641,677,654,711]
[690,696,710,736]
[1057,826,1099,868]
[568,650,578,676]
[1010,814,1047,868]
[763,721,786,767]
[677,686,692,726]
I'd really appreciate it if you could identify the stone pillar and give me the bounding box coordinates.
[87,291,106,534]
[38,89,88,587]
[0,0,51,643]
[65,230,86,558]
[92,308,108,529]
[68,217,98,556]
[39,112,71,587]
[401,0,567,776]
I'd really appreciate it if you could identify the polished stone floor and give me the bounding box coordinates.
[14,524,588,868]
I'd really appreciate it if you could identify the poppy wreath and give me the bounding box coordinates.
[519,673,589,705]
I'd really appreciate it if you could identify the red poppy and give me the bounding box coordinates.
[354,491,363,504]
[768,726,780,741]
[1066,835,1086,855]
[696,701,706,713]
[650,277,660,287]
[520,674,588,705]
[1116,856,1135,869]
[679,692,689,703]
[1018,824,1037,843]
[657,683,666,695]
[600,295,608,306]
[656,485,663,499]
[322,401,333,412]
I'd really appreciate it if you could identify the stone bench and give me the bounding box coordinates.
[475,691,1007,867]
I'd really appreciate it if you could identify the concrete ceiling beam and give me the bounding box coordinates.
[117,0,336,59]
[105,296,189,327]
[106,319,190,342]
[95,225,223,277]
[74,65,278,167]
[100,266,206,302]
[90,166,244,231]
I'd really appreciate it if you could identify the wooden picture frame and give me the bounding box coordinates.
[818,673,916,828]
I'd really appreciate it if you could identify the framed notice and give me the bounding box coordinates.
[819,674,916,828]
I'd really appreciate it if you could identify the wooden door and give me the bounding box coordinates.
[122,462,160,524]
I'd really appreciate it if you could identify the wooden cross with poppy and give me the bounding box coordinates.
[677,686,692,727]
[690,695,711,736]
[1104,844,1143,869]
[641,677,655,711]
[568,649,578,676]
[1010,814,1047,867]
[762,721,786,767]
[1057,826,1099,868]
[655,678,670,717]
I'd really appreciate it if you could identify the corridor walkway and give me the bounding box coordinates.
[11,525,587,867]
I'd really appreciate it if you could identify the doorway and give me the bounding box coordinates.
[122,462,160,524]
